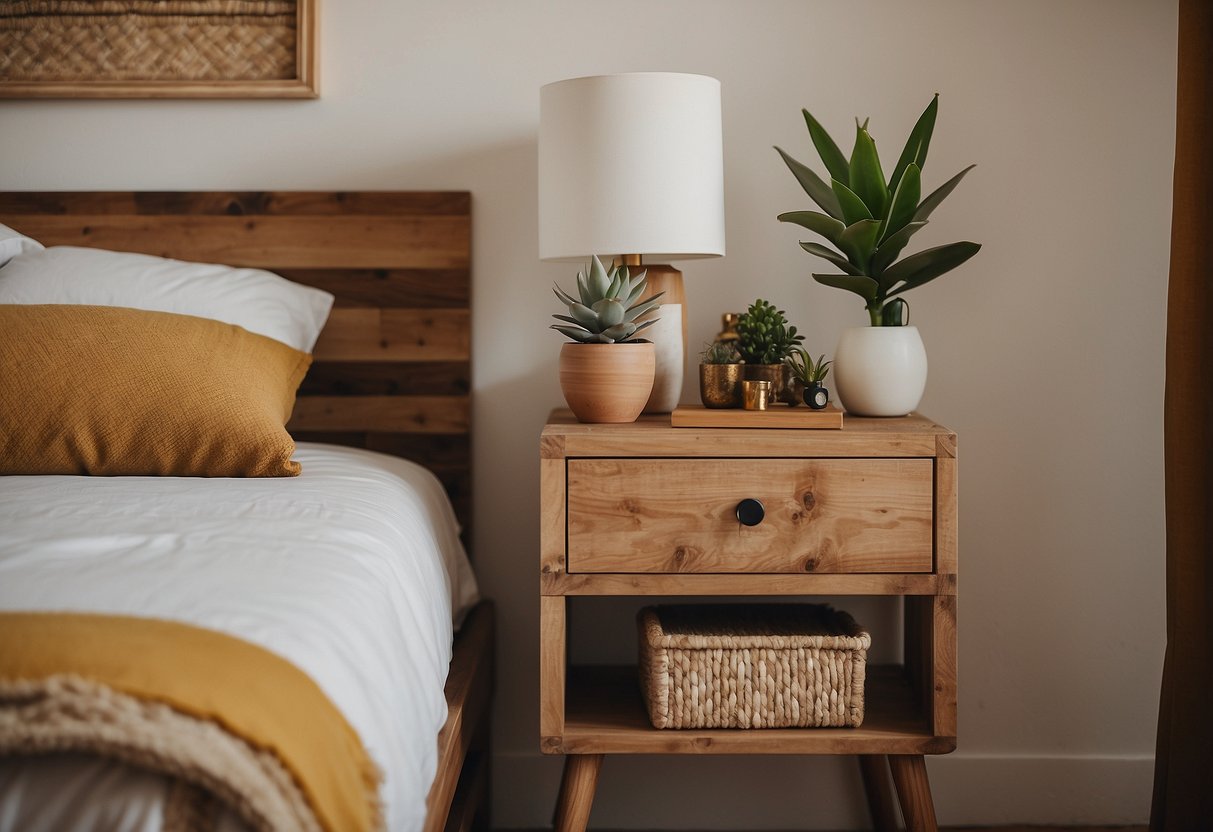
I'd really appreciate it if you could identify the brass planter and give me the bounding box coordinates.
[699,363,744,408]
[743,363,792,404]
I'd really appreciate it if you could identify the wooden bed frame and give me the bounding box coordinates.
[0,191,493,832]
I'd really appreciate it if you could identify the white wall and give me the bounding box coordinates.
[0,0,1176,826]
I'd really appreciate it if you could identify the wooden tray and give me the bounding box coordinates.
[671,403,843,429]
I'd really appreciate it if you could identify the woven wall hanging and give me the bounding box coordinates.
[0,0,317,98]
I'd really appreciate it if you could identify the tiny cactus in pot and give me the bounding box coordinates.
[787,349,833,410]
[787,349,832,385]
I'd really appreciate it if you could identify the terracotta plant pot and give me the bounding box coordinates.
[699,363,744,408]
[559,342,656,424]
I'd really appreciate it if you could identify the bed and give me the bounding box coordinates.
[0,191,493,832]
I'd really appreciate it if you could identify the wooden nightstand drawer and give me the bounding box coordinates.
[566,458,934,574]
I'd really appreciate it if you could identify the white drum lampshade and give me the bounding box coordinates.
[539,72,726,412]
[539,72,726,260]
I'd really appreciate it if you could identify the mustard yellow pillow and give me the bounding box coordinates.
[0,305,312,477]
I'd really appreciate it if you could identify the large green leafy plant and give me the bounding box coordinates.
[551,255,663,343]
[776,95,981,325]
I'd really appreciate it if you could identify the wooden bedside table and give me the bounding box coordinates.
[539,410,957,831]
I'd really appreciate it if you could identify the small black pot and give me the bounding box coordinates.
[804,381,830,410]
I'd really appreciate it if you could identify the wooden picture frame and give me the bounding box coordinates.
[0,1,318,99]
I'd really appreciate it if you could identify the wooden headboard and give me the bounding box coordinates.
[0,191,473,542]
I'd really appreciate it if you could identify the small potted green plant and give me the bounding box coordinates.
[552,255,663,423]
[776,95,980,415]
[698,341,743,409]
[786,349,833,409]
[736,299,805,404]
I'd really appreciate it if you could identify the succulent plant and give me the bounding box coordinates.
[551,255,664,343]
[736,299,804,365]
[775,95,981,325]
[786,349,832,385]
[700,340,741,365]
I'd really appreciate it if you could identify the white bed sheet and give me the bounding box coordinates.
[0,442,479,832]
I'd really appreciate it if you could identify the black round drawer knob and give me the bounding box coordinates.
[735,498,765,527]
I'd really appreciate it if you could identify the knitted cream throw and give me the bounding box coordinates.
[0,675,320,831]
[0,613,383,832]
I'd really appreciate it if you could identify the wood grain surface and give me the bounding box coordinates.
[546,665,952,756]
[542,572,943,596]
[1,214,469,269]
[540,596,567,742]
[542,409,953,458]
[540,458,568,579]
[566,458,934,574]
[552,754,603,832]
[424,600,494,832]
[889,754,940,831]
[671,403,843,429]
[858,754,900,832]
[313,308,470,362]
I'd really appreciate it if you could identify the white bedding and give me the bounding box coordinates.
[0,443,479,832]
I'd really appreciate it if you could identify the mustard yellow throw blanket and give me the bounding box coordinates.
[0,613,382,832]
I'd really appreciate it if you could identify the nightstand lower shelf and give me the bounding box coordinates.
[544,664,953,756]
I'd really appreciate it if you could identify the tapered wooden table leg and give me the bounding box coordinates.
[553,754,604,832]
[858,754,900,831]
[889,754,938,832]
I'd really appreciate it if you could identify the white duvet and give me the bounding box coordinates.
[0,443,479,832]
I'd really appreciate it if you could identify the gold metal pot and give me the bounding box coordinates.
[699,363,744,408]
[743,363,790,404]
[742,379,771,410]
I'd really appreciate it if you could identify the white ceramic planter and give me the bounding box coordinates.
[833,326,928,417]
[642,303,683,413]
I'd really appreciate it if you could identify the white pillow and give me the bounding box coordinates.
[0,245,334,353]
[0,224,45,267]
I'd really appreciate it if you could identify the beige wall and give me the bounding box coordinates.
[1,0,1176,826]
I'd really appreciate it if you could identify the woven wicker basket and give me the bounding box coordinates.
[638,604,871,730]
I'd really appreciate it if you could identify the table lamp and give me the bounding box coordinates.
[539,72,726,412]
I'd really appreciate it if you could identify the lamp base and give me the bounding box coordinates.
[620,258,686,413]
[635,263,687,348]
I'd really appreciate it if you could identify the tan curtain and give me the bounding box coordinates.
[1150,0,1213,827]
